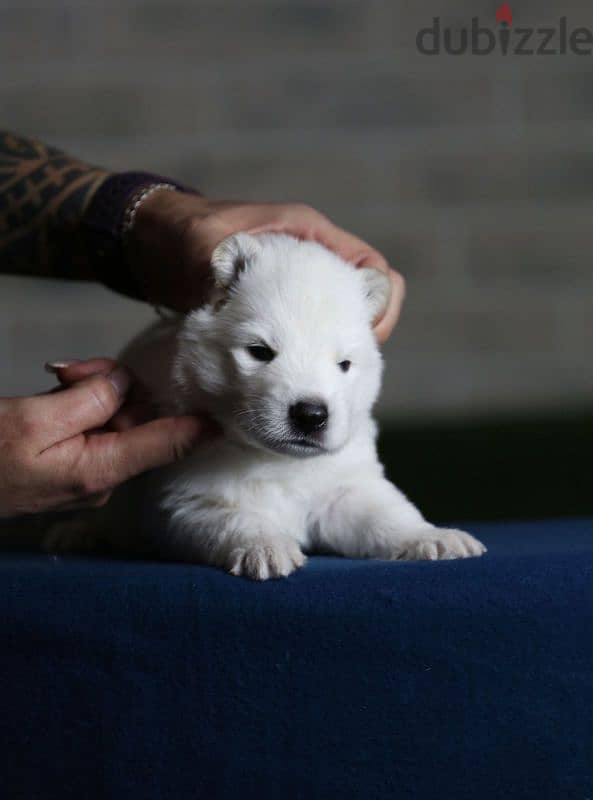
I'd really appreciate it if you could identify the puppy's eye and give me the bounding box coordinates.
[247,344,276,363]
[339,360,352,373]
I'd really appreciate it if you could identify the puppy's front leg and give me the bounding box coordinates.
[311,479,486,562]
[165,503,306,580]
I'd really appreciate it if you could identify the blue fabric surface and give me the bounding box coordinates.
[1,519,592,800]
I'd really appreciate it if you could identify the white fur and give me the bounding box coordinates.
[46,234,485,579]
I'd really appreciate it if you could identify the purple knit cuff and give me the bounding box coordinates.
[83,171,196,298]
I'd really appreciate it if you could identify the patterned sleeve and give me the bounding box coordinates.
[0,130,108,282]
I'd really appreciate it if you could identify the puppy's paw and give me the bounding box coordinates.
[397,528,486,562]
[227,536,306,581]
[43,519,98,555]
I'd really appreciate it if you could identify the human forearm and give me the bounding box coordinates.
[0,131,404,341]
[0,130,107,280]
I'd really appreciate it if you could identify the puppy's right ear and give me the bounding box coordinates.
[359,267,392,324]
[211,233,261,290]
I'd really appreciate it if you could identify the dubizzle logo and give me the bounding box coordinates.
[495,3,513,26]
[416,4,593,56]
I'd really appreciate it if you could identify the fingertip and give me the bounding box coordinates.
[45,359,79,374]
[174,414,215,441]
[373,318,390,345]
[49,358,118,385]
[108,367,133,399]
[374,310,396,345]
[390,268,406,300]
[121,414,215,474]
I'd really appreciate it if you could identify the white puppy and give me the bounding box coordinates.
[45,233,485,579]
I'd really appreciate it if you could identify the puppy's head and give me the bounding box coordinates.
[174,233,390,458]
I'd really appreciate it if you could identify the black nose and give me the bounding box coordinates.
[289,401,328,434]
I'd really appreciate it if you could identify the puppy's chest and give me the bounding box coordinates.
[168,446,336,517]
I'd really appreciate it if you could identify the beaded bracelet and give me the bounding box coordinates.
[121,183,178,237]
[82,171,197,298]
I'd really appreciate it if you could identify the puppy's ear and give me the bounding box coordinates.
[211,233,261,290]
[359,268,391,323]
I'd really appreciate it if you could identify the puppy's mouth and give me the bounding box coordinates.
[250,432,327,458]
[270,436,327,457]
[231,409,330,457]
[287,438,324,451]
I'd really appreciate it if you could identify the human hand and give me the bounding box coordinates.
[0,359,205,518]
[128,193,405,344]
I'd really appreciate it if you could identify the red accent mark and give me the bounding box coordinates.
[496,2,513,26]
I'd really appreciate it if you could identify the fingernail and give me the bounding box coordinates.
[109,367,132,398]
[44,359,79,374]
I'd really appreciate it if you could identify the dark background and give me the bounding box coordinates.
[1,0,591,521]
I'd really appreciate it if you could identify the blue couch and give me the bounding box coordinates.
[1,518,592,799]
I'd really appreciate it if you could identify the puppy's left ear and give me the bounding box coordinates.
[211,233,261,290]
[359,268,391,324]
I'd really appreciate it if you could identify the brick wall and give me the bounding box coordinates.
[1,0,592,421]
